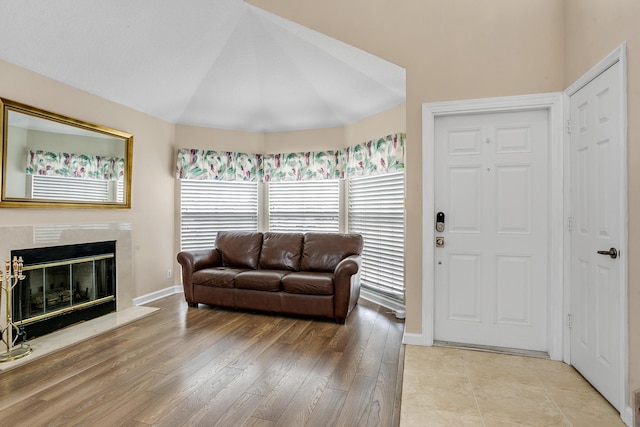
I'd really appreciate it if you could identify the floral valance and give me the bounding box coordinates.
[344,133,404,178]
[176,133,405,182]
[262,150,342,182]
[26,149,125,181]
[175,150,262,182]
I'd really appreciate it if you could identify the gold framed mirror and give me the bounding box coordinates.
[0,98,133,208]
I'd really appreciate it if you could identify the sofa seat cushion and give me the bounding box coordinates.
[282,272,334,295]
[192,267,247,289]
[235,270,288,292]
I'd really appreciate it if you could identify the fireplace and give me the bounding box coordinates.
[11,241,116,341]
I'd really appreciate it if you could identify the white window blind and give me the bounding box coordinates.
[31,175,111,201]
[116,180,125,203]
[269,180,339,233]
[180,180,258,250]
[349,172,405,305]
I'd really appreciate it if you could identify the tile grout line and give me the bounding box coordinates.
[461,354,488,427]
[541,383,574,426]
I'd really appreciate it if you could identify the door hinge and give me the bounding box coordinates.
[567,314,573,329]
[568,217,573,231]
[566,120,572,134]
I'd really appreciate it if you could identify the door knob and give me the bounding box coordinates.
[597,247,618,259]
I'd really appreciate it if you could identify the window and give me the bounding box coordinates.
[180,180,258,250]
[31,175,114,202]
[349,172,405,308]
[268,180,339,232]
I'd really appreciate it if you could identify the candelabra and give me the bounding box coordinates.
[0,256,32,362]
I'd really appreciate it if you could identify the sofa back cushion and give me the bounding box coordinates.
[300,233,363,272]
[259,232,304,271]
[216,231,263,269]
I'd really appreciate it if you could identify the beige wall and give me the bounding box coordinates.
[260,103,406,153]
[564,0,640,398]
[175,103,406,156]
[249,0,639,403]
[345,103,406,147]
[174,125,265,153]
[263,126,345,153]
[0,59,177,299]
[248,0,565,336]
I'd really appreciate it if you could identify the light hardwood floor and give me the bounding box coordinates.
[0,294,405,426]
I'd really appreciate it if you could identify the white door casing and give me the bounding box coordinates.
[418,93,565,360]
[434,110,549,351]
[567,58,627,413]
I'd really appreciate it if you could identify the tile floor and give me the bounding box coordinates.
[400,345,626,427]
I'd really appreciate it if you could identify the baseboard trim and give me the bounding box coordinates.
[622,404,633,426]
[402,332,431,346]
[360,289,405,318]
[132,285,183,306]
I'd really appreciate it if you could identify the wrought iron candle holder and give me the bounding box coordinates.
[0,256,32,362]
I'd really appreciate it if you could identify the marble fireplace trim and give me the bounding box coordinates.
[0,222,135,332]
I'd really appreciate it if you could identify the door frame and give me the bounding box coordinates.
[564,43,629,421]
[418,93,565,360]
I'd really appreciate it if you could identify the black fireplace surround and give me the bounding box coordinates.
[11,240,116,341]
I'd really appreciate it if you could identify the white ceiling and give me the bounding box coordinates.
[0,0,405,133]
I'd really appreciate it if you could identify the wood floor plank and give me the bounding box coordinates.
[0,396,50,427]
[212,392,265,427]
[273,373,329,427]
[0,294,405,426]
[383,318,405,363]
[356,309,391,378]
[243,417,276,427]
[327,307,380,390]
[305,387,348,427]
[364,360,399,427]
[159,363,269,426]
[334,374,378,427]
[250,362,309,422]
[152,366,245,426]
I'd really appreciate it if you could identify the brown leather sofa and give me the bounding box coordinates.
[177,231,363,323]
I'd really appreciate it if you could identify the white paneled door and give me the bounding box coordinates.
[569,62,623,412]
[434,110,549,351]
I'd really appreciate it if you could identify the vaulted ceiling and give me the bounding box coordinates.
[0,0,405,132]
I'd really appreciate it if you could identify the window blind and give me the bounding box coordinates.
[180,180,258,250]
[268,180,339,233]
[116,180,125,203]
[349,172,405,306]
[32,175,111,201]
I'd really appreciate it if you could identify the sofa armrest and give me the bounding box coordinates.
[177,249,221,304]
[333,254,362,323]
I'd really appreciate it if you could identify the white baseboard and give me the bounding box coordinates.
[132,285,183,306]
[403,332,432,346]
[622,405,632,426]
[359,289,406,319]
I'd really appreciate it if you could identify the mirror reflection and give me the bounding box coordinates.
[1,99,133,208]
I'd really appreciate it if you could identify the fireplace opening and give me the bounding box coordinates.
[11,241,116,341]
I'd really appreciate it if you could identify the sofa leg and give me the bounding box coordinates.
[187,302,198,308]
